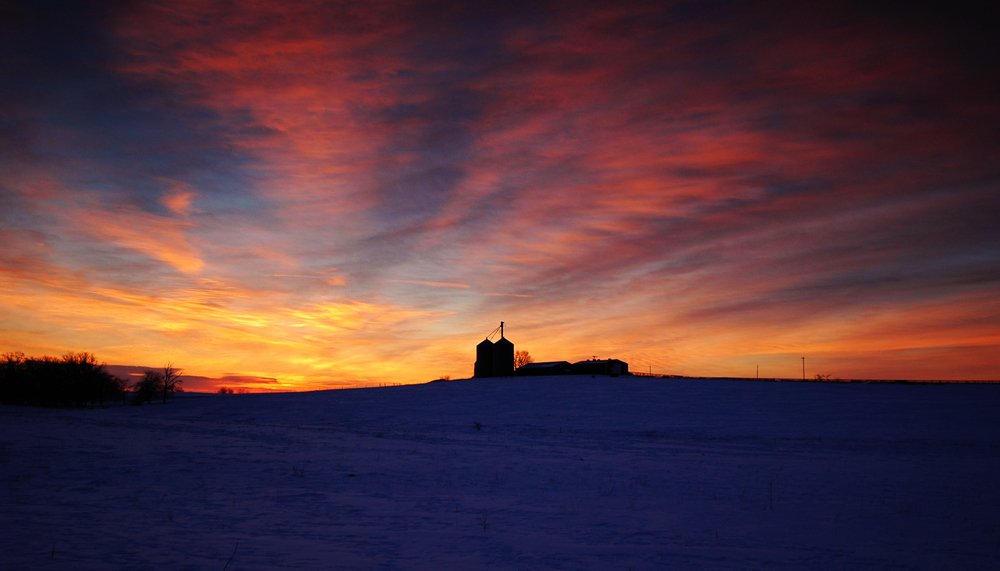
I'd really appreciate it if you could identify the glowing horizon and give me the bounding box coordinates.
[2,1,998,391]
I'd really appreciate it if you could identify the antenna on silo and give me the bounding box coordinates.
[486,322,504,341]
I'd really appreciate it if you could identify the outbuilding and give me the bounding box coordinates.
[515,361,572,376]
[570,359,629,377]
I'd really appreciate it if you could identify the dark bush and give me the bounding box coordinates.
[1,351,127,407]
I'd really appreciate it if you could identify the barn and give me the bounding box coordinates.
[514,361,572,376]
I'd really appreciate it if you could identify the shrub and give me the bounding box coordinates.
[1,351,120,407]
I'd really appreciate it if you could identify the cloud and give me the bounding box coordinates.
[1,0,998,384]
[160,184,199,217]
[76,207,204,274]
[392,280,471,289]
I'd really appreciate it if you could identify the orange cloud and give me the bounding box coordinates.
[0,265,456,390]
[76,208,204,273]
[160,183,199,217]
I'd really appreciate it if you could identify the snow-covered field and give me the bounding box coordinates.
[2,376,999,570]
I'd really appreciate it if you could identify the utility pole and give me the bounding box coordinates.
[500,321,504,338]
[802,357,805,381]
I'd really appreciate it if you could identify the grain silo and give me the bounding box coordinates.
[492,335,514,377]
[474,322,515,378]
[474,338,495,378]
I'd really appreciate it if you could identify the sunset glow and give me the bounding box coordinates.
[2,1,998,390]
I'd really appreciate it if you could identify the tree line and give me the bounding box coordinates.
[0,352,182,407]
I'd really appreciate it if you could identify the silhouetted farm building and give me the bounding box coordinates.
[513,358,630,377]
[473,323,629,378]
[570,359,629,377]
[474,323,515,378]
[514,361,572,376]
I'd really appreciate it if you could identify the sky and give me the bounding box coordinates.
[2,0,999,390]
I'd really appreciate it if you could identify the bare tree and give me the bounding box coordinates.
[135,370,162,405]
[113,375,131,405]
[0,352,26,405]
[514,350,533,369]
[162,364,183,404]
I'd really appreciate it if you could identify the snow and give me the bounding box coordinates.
[2,376,999,570]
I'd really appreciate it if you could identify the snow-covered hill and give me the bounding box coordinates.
[2,376,998,569]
